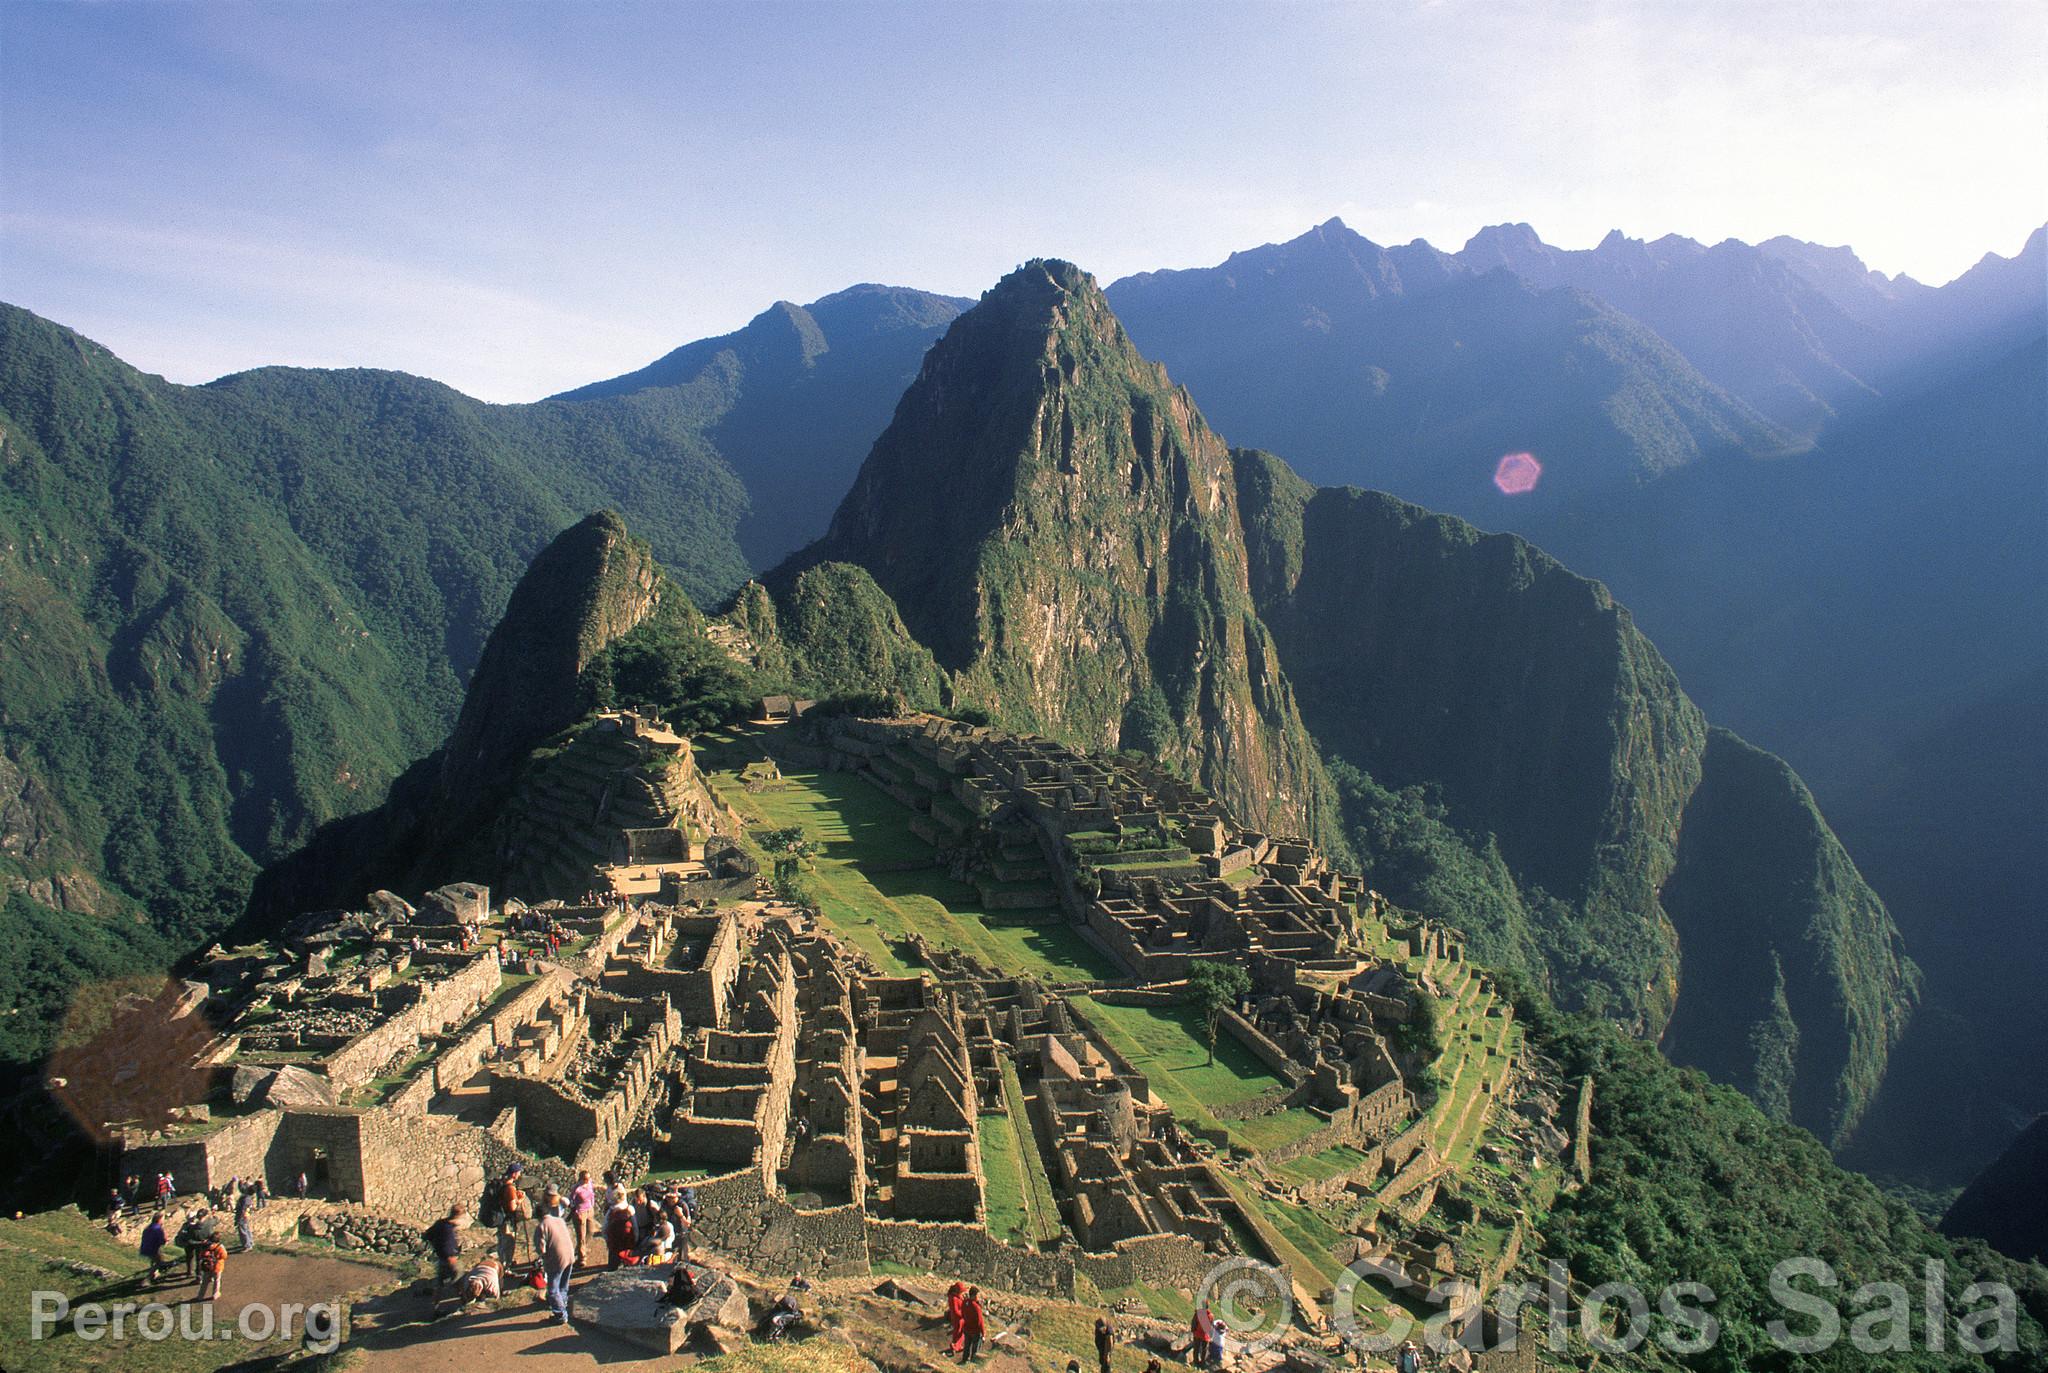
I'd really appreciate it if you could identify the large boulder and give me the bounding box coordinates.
[229,1064,275,1106]
[364,890,415,926]
[261,1065,336,1108]
[420,882,489,927]
[571,1265,745,1355]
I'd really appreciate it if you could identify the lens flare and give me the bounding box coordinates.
[1493,451,1542,495]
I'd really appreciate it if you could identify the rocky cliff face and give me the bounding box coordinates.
[786,260,1336,841]
[439,510,664,799]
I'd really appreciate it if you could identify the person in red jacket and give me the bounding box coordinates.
[958,1286,987,1363]
[945,1281,967,1353]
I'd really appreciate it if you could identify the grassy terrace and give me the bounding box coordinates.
[713,766,1116,984]
[1063,997,1323,1153]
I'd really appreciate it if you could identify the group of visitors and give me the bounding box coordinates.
[132,1203,231,1302]
[463,1162,711,1325]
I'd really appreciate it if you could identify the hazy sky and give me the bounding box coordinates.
[3,1,2043,403]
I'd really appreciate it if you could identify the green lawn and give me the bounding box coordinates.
[1065,997,1323,1151]
[977,1108,1033,1244]
[716,768,1117,984]
[999,1059,1065,1244]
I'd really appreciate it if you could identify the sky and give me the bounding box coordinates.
[2,1,2043,404]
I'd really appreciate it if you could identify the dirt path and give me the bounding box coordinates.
[346,1268,673,1372]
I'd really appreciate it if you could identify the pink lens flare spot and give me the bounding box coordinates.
[1493,451,1542,495]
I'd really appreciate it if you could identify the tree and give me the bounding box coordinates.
[1184,959,1252,1066]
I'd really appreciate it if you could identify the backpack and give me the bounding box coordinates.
[199,1242,226,1275]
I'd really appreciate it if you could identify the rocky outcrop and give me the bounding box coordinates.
[783,260,1337,841]
[439,510,664,799]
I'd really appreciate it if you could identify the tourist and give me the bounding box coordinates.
[235,1184,255,1252]
[571,1170,598,1263]
[424,1203,465,1290]
[139,1211,169,1284]
[460,1254,504,1306]
[1396,1341,1420,1373]
[1209,1318,1229,1371]
[604,1197,637,1269]
[765,1286,804,1341]
[958,1286,986,1362]
[1190,1302,1214,1367]
[175,1209,211,1281]
[295,1171,309,1200]
[196,1234,229,1302]
[253,1176,268,1209]
[106,1188,124,1226]
[679,1184,699,1220]
[541,1187,567,1222]
[672,1205,693,1261]
[946,1280,967,1354]
[496,1165,529,1265]
[1095,1315,1115,1373]
[638,1210,675,1263]
[632,1187,657,1241]
[533,1205,577,1324]
[155,1172,173,1203]
[1145,1360,1162,1373]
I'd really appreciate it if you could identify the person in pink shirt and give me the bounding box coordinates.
[570,1170,598,1265]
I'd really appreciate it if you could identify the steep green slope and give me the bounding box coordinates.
[784,259,1339,842]
[0,303,752,1064]
[1230,452,1913,1146]
[555,284,968,567]
[1530,995,2047,1373]
[1659,730,1917,1144]
[726,564,946,711]
[245,511,676,915]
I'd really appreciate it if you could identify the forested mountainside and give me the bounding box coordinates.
[1230,456,1911,1145]
[766,260,1915,1146]
[0,305,752,1065]
[554,283,968,567]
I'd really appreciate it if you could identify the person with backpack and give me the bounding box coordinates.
[139,1212,169,1285]
[175,1209,211,1281]
[196,1235,228,1302]
[1190,1302,1214,1367]
[1094,1315,1115,1373]
[496,1165,529,1265]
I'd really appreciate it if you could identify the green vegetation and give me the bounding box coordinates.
[1183,958,1252,1066]
[1065,996,1321,1151]
[716,767,1114,983]
[0,303,753,1067]
[582,588,758,732]
[1532,1001,2048,1372]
